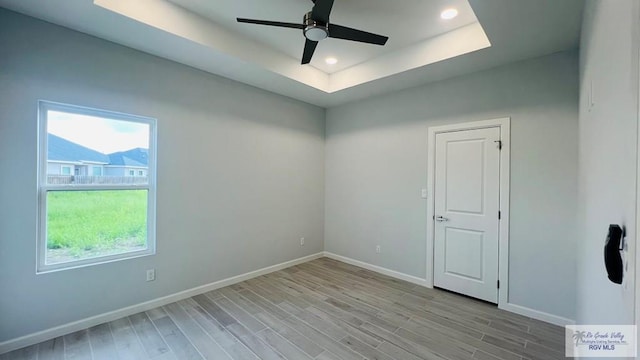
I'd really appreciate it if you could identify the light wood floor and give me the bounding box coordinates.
[1,258,566,360]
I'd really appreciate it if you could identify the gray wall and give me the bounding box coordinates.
[325,51,579,320]
[576,0,639,326]
[0,9,325,342]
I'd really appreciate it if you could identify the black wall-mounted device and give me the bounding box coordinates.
[604,224,624,284]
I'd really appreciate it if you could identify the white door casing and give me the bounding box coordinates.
[433,127,501,303]
[426,119,569,325]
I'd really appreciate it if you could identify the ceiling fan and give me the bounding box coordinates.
[237,0,389,65]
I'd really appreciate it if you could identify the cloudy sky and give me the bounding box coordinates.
[47,110,150,154]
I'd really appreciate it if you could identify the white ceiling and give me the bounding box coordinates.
[0,0,584,107]
[168,0,479,73]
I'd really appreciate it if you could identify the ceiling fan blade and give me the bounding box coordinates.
[311,0,334,23]
[302,39,318,64]
[328,24,388,45]
[236,18,305,30]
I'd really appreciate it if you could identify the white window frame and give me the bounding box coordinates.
[37,100,157,273]
[60,165,72,175]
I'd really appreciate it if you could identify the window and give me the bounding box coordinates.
[38,101,156,272]
[129,170,135,176]
[138,170,144,176]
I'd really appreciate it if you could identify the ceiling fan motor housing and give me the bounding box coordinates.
[303,12,329,41]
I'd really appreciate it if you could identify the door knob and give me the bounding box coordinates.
[435,216,449,222]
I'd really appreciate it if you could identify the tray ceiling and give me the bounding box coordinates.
[0,0,584,107]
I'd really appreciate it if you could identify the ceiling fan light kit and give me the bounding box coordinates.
[303,12,329,41]
[237,0,389,65]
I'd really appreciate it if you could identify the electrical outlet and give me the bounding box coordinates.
[376,245,381,254]
[300,237,305,246]
[146,269,156,282]
[421,189,428,199]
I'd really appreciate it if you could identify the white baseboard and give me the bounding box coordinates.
[0,252,324,355]
[323,251,575,327]
[499,303,575,327]
[1,251,574,354]
[323,251,431,288]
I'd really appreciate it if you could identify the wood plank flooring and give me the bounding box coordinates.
[1,258,566,360]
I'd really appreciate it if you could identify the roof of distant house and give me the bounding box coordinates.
[48,134,109,164]
[48,134,148,167]
[108,148,148,167]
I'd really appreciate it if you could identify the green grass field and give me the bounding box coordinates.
[47,190,147,257]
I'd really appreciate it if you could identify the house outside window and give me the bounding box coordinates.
[138,170,144,176]
[129,170,135,176]
[38,101,157,272]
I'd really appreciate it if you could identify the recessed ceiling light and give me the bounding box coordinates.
[440,8,458,20]
[325,57,338,65]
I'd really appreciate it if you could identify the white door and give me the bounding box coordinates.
[433,127,501,303]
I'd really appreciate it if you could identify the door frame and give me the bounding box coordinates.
[635,8,640,344]
[426,117,510,307]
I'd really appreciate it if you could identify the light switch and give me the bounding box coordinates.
[421,189,428,199]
